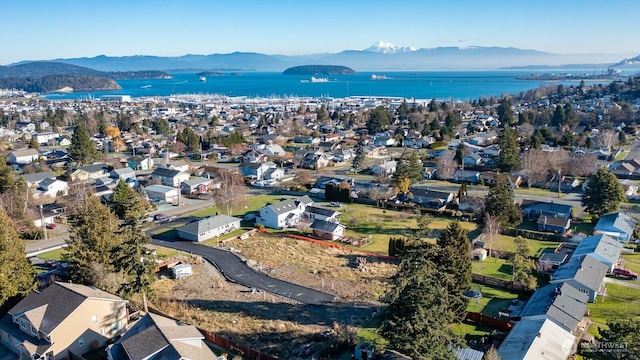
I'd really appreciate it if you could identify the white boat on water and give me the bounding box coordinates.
[309,76,329,82]
[199,76,206,82]
[371,74,388,80]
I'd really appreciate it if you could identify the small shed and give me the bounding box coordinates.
[172,264,192,279]
[471,248,487,261]
[354,342,376,360]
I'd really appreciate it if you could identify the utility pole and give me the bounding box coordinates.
[558,168,562,198]
[39,204,48,240]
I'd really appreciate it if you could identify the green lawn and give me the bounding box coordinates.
[189,194,288,218]
[492,234,560,257]
[472,258,512,281]
[466,283,520,318]
[622,251,640,274]
[589,283,640,325]
[36,248,67,261]
[515,187,565,198]
[452,321,496,346]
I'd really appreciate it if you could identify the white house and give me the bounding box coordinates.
[304,206,340,223]
[8,148,40,164]
[37,178,69,197]
[176,215,241,242]
[257,196,313,229]
[145,185,179,203]
[110,167,136,181]
[150,168,190,187]
[310,219,345,240]
[371,161,397,177]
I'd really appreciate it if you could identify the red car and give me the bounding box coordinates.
[46,223,57,229]
[612,268,638,280]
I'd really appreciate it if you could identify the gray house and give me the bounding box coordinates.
[176,215,241,242]
[550,255,608,303]
[409,187,455,209]
[497,318,575,360]
[571,234,622,273]
[593,212,637,243]
[515,283,588,333]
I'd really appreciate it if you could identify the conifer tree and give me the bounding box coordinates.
[0,207,35,312]
[582,167,626,218]
[484,174,522,228]
[0,154,15,194]
[69,122,100,165]
[498,126,520,172]
[435,221,472,322]
[351,144,366,173]
[110,179,147,223]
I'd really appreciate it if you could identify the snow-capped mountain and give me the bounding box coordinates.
[363,41,416,54]
[612,55,640,66]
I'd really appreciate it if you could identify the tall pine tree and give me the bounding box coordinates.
[498,126,520,172]
[582,167,626,218]
[0,207,35,312]
[435,221,472,322]
[69,122,100,165]
[484,173,523,228]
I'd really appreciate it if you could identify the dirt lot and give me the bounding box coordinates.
[149,234,397,359]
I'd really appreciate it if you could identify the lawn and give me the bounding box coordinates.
[514,187,565,198]
[189,194,288,218]
[452,321,496,347]
[36,248,67,261]
[621,251,640,274]
[472,258,512,281]
[492,234,560,257]
[466,283,520,318]
[589,283,640,325]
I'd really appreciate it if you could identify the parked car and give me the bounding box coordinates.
[44,259,58,268]
[243,213,257,222]
[612,268,638,280]
[154,213,169,222]
[46,223,57,229]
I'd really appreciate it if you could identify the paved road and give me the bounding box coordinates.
[150,237,336,306]
[625,139,640,160]
[603,275,640,289]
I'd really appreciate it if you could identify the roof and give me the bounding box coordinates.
[8,282,126,335]
[594,212,637,237]
[19,171,55,184]
[76,163,108,173]
[111,167,136,175]
[536,216,571,227]
[151,167,183,178]
[518,283,588,332]
[10,148,39,157]
[380,349,413,360]
[520,200,572,216]
[264,196,312,215]
[572,234,622,266]
[181,176,212,186]
[305,206,339,217]
[0,314,51,355]
[310,219,344,233]
[178,215,241,236]
[551,254,608,292]
[453,347,484,360]
[410,187,453,200]
[108,313,216,360]
[497,318,575,360]
[145,184,178,194]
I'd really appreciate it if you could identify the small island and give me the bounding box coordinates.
[283,65,356,76]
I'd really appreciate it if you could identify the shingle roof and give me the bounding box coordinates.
[497,318,575,360]
[109,313,216,360]
[552,255,608,292]
[519,283,588,332]
[305,206,338,217]
[178,215,241,236]
[19,171,55,184]
[151,167,182,178]
[310,219,344,233]
[594,212,637,238]
[8,282,126,335]
[572,234,622,267]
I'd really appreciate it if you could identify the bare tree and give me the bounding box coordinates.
[368,187,396,207]
[520,149,549,187]
[482,213,501,258]
[596,129,619,150]
[568,153,597,177]
[212,169,247,216]
[296,218,312,234]
[436,149,456,181]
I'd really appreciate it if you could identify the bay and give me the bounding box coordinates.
[44,70,608,101]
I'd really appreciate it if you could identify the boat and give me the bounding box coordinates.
[309,76,329,83]
[199,76,206,82]
[140,84,151,88]
[370,74,388,80]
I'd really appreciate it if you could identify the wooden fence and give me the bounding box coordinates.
[471,273,534,295]
[502,227,566,242]
[466,312,513,331]
[201,330,279,360]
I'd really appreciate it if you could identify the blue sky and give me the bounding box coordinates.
[1,0,639,65]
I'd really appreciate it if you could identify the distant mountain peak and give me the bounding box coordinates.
[612,54,640,66]
[363,41,416,54]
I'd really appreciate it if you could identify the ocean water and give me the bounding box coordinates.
[44,70,612,101]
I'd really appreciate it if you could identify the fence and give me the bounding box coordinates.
[501,227,566,242]
[471,273,534,295]
[201,330,279,360]
[466,312,513,331]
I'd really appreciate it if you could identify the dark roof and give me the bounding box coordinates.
[8,282,125,335]
[151,167,182,178]
[76,163,108,173]
[552,255,608,291]
[380,349,413,360]
[305,206,338,217]
[519,283,588,331]
[178,215,241,236]
[310,219,344,233]
[109,313,214,360]
[19,171,55,183]
[520,200,572,216]
[536,215,571,227]
[0,314,51,355]
[410,187,453,200]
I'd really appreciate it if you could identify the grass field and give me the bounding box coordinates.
[589,283,640,325]
[472,258,512,281]
[189,194,289,218]
[36,248,67,261]
[621,251,640,274]
[466,283,520,318]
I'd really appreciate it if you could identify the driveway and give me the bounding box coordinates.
[603,276,640,290]
[150,238,336,306]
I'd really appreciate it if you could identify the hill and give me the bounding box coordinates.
[0,75,121,92]
[283,65,356,75]
[0,62,170,80]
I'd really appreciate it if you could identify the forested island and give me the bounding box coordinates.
[0,75,121,92]
[283,65,356,75]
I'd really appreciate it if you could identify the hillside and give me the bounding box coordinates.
[0,75,121,92]
[283,65,356,75]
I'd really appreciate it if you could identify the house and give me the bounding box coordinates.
[300,152,329,169]
[109,167,136,181]
[409,187,455,209]
[0,282,127,360]
[514,283,588,333]
[548,175,581,193]
[371,161,397,177]
[150,168,190,187]
[257,196,313,229]
[571,234,623,273]
[619,179,639,198]
[68,163,108,181]
[239,161,277,180]
[609,161,635,177]
[177,215,241,242]
[20,171,56,188]
[380,349,413,360]
[593,212,637,243]
[8,148,40,164]
[127,155,153,171]
[520,200,572,219]
[158,159,190,173]
[310,219,345,240]
[550,255,608,302]
[37,178,69,198]
[304,206,340,222]
[106,313,217,360]
[241,149,268,163]
[263,166,285,181]
[332,148,355,162]
[180,177,215,195]
[536,215,571,233]
[145,185,179,203]
[32,203,67,228]
[453,169,481,184]
[462,153,482,167]
[497,318,575,360]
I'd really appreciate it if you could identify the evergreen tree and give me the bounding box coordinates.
[367,107,390,133]
[498,126,520,172]
[152,118,172,135]
[582,167,626,218]
[484,174,522,228]
[69,122,99,165]
[0,207,35,312]
[591,318,640,359]
[380,242,461,359]
[28,137,39,149]
[351,144,366,173]
[112,223,157,301]
[497,98,515,125]
[110,179,147,223]
[511,236,537,290]
[64,196,123,287]
[435,221,472,322]
[0,155,16,194]
[393,153,423,186]
[551,105,566,126]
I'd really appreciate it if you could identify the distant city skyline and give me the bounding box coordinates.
[2,0,639,65]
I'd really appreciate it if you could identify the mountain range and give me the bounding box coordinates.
[10,42,638,72]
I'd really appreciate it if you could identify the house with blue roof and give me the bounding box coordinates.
[571,234,622,272]
[593,212,637,243]
[550,255,608,303]
[520,200,572,219]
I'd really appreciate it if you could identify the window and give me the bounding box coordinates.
[20,319,26,330]
[111,321,122,331]
[78,337,84,347]
[100,328,105,336]
[30,325,37,336]
[91,315,98,325]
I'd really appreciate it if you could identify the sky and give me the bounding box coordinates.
[1,0,639,65]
